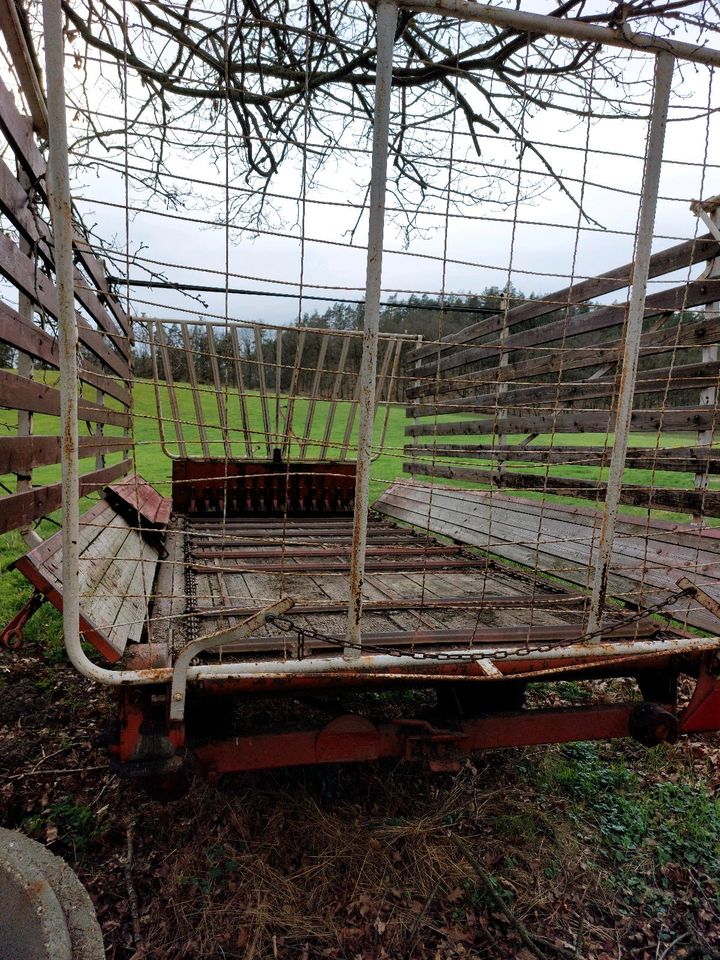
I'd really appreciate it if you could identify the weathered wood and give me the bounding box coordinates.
[409,359,720,417]
[0,298,131,406]
[0,435,130,474]
[0,460,132,532]
[0,369,130,426]
[405,407,717,437]
[404,444,720,473]
[405,460,720,515]
[105,475,172,527]
[0,76,44,182]
[414,279,720,380]
[0,233,130,381]
[0,79,129,341]
[0,158,130,356]
[407,312,720,402]
[375,484,720,631]
[0,0,48,137]
[408,233,720,365]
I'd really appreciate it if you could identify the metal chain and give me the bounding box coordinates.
[267,586,695,663]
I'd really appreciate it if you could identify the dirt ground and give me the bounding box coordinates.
[2,631,720,960]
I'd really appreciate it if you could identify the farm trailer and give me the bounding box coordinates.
[1,0,720,793]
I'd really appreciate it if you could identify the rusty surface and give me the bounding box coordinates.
[172,459,356,516]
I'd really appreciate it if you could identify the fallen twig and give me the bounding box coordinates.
[450,832,563,960]
[125,818,144,953]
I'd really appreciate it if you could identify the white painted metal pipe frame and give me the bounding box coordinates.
[382,0,720,69]
[588,52,674,633]
[346,0,399,656]
[42,0,716,690]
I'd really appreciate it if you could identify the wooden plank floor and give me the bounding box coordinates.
[148,513,663,664]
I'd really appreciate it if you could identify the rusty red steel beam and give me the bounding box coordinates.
[189,706,638,774]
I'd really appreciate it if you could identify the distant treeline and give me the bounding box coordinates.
[126,285,702,408]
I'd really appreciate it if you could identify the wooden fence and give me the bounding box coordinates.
[403,231,720,519]
[0,8,132,536]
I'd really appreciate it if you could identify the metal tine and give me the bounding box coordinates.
[181,323,210,458]
[275,330,283,452]
[254,324,273,457]
[339,359,363,461]
[205,323,232,459]
[230,326,252,457]
[153,321,187,457]
[282,330,306,458]
[372,338,403,462]
[298,335,329,459]
[319,335,350,459]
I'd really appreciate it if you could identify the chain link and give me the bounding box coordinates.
[267,586,695,663]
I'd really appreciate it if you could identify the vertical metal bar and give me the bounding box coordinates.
[319,336,350,458]
[275,330,283,454]
[282,330,306,457]
[15,178,42,548]
[181,323,211,457]
[346,0,398,655]
[372,337,403,461]
[299,334,329,458]
[41,0,82,667]
[587,52,674,632]
[149,320,175,458]
[205,323,232,458]
[230,326,252,457]
[693,200,720,516]
[254,325,273,457]
[339,365,363,460]
[155,320,187,457]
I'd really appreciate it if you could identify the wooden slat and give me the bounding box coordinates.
[405,407,717,437]
[374,483,720,632]
[407,312,720,402]
[404,444,720,474]
[409,359,720,417]
[0,234,130,381]
[0,0,48,137]
[405,461,720,516]
[408,233,720,365]
[0,157,130,356]
[0,460,132,532]
[0,78,129,341]
[0,298,131,406]
[415,278,720,380]
[0,369,130,426]
[0,75,44,182]
[105,474,172,526]
[0,435,130,474]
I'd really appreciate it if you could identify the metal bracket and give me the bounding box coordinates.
[394,718,469,773]
[677,576,720,622]
[169,596,294,723]
[1,591,44,650]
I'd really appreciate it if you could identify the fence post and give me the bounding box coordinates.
[587,52,674,633]
[691,197,720,520]
[346,0,398,656]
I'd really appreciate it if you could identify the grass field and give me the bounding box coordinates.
[2,372,716,512]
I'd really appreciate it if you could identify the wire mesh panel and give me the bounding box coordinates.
[145,318,406,462]
[3,0,720,690]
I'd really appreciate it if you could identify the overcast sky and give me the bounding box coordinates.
[51,3,720,331]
